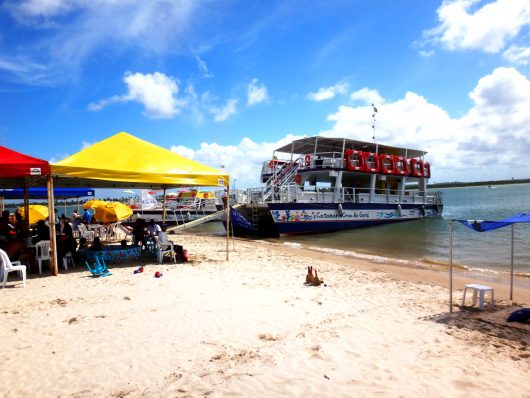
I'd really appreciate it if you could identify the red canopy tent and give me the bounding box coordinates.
[0,146,58,275]
[0,145,51,178]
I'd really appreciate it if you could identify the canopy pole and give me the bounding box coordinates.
[449,219,453,313]
[510,224,514,301]
[162,188,167,224]
[47,175,58,276]
[225,186,230,261]
[23,186,30,234]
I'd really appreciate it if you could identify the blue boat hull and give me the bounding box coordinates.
[267,202,442,235]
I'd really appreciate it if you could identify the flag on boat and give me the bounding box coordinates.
[230,206,253,232]
[141,189,158,210]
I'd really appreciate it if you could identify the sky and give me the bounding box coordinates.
[1,0,530,190]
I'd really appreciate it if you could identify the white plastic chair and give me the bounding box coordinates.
[77,224,95,242]
[87,224,107,240]
[35,240,51,274]
[155,236,176,264]
[108,222,133,242]
[0,248,26,288]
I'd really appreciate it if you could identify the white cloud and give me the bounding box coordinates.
[170,135,304,188]
[209,98,238,122]
[196,56,213,78]
[6,0,73,19]
[419,50,435,58]
[349,87,385,106]
[88,72,185,119]
[424,0,530,53]
[307,82,349,102]
[247,78,269,107]
[503,45,530,64]
[320,67,530,182]
[3,0,201,84]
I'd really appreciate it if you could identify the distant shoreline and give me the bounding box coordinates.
[428,178,530,189]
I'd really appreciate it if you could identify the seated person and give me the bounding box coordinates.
[0,210,16,240]
[0,237,37,274]
[89,236,103,251]
[57,230,77,264]
[132,218,146,246]
[147,219,161,238]
[32,220,50,244]
[157,224,170,243]
[62,219,73,236]
[77,237,89,262]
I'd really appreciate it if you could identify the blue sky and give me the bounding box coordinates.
[1,0,530,189]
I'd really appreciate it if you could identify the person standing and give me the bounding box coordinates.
[82,209,92,224]
[71,209,81,231]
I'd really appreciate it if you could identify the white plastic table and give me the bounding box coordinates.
[462,284,494,310]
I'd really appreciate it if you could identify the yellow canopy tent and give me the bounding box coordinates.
[51,132,228,188]
[48,132,231,274]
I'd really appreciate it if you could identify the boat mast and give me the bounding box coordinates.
[370,104,379,200]
[372,103,378,155]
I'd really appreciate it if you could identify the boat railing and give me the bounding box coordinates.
[244,185,440,205]
[304,152,345,169]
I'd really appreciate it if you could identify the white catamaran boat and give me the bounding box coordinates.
[130,189,223,225]
[232,136,443,236]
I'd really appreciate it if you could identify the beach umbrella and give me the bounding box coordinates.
[83,199,107,210]
[18,204,49,224]
[94,202,133,223]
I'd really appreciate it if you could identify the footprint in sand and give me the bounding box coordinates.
[258,333,279,341]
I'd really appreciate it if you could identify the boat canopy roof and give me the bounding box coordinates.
[273,136,426,158]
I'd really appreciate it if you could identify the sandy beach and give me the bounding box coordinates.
[1,233,529,397]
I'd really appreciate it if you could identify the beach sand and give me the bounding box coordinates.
[1,234,529,397]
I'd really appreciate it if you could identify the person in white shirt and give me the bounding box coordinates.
[147,219,161,237]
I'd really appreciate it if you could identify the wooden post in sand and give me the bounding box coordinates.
[47,175,58,276]
[449,219,453,313]
[225,186,230,261]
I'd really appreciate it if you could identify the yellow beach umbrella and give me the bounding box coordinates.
[19,205,49,224]
[94,202,133,223]
[83,199,107,210]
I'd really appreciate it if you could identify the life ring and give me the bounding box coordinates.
[378,154,396,174]
[423,162,431,179]
[345,149,364,171]
[294,174,302,185]
[393,156,409,176]
[203,193,209,199]
[304,154,311,167]
[410,158,425,177]
[362,152,380,173]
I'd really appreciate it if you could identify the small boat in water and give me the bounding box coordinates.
[230,136,443,236]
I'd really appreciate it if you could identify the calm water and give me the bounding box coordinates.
[277,184,530,276]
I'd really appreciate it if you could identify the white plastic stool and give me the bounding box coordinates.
[62,252,75,271]
[462,284,494,310]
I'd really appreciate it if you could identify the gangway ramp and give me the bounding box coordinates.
[167,204,243,232]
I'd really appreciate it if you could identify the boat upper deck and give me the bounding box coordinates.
[273,136,426,158]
